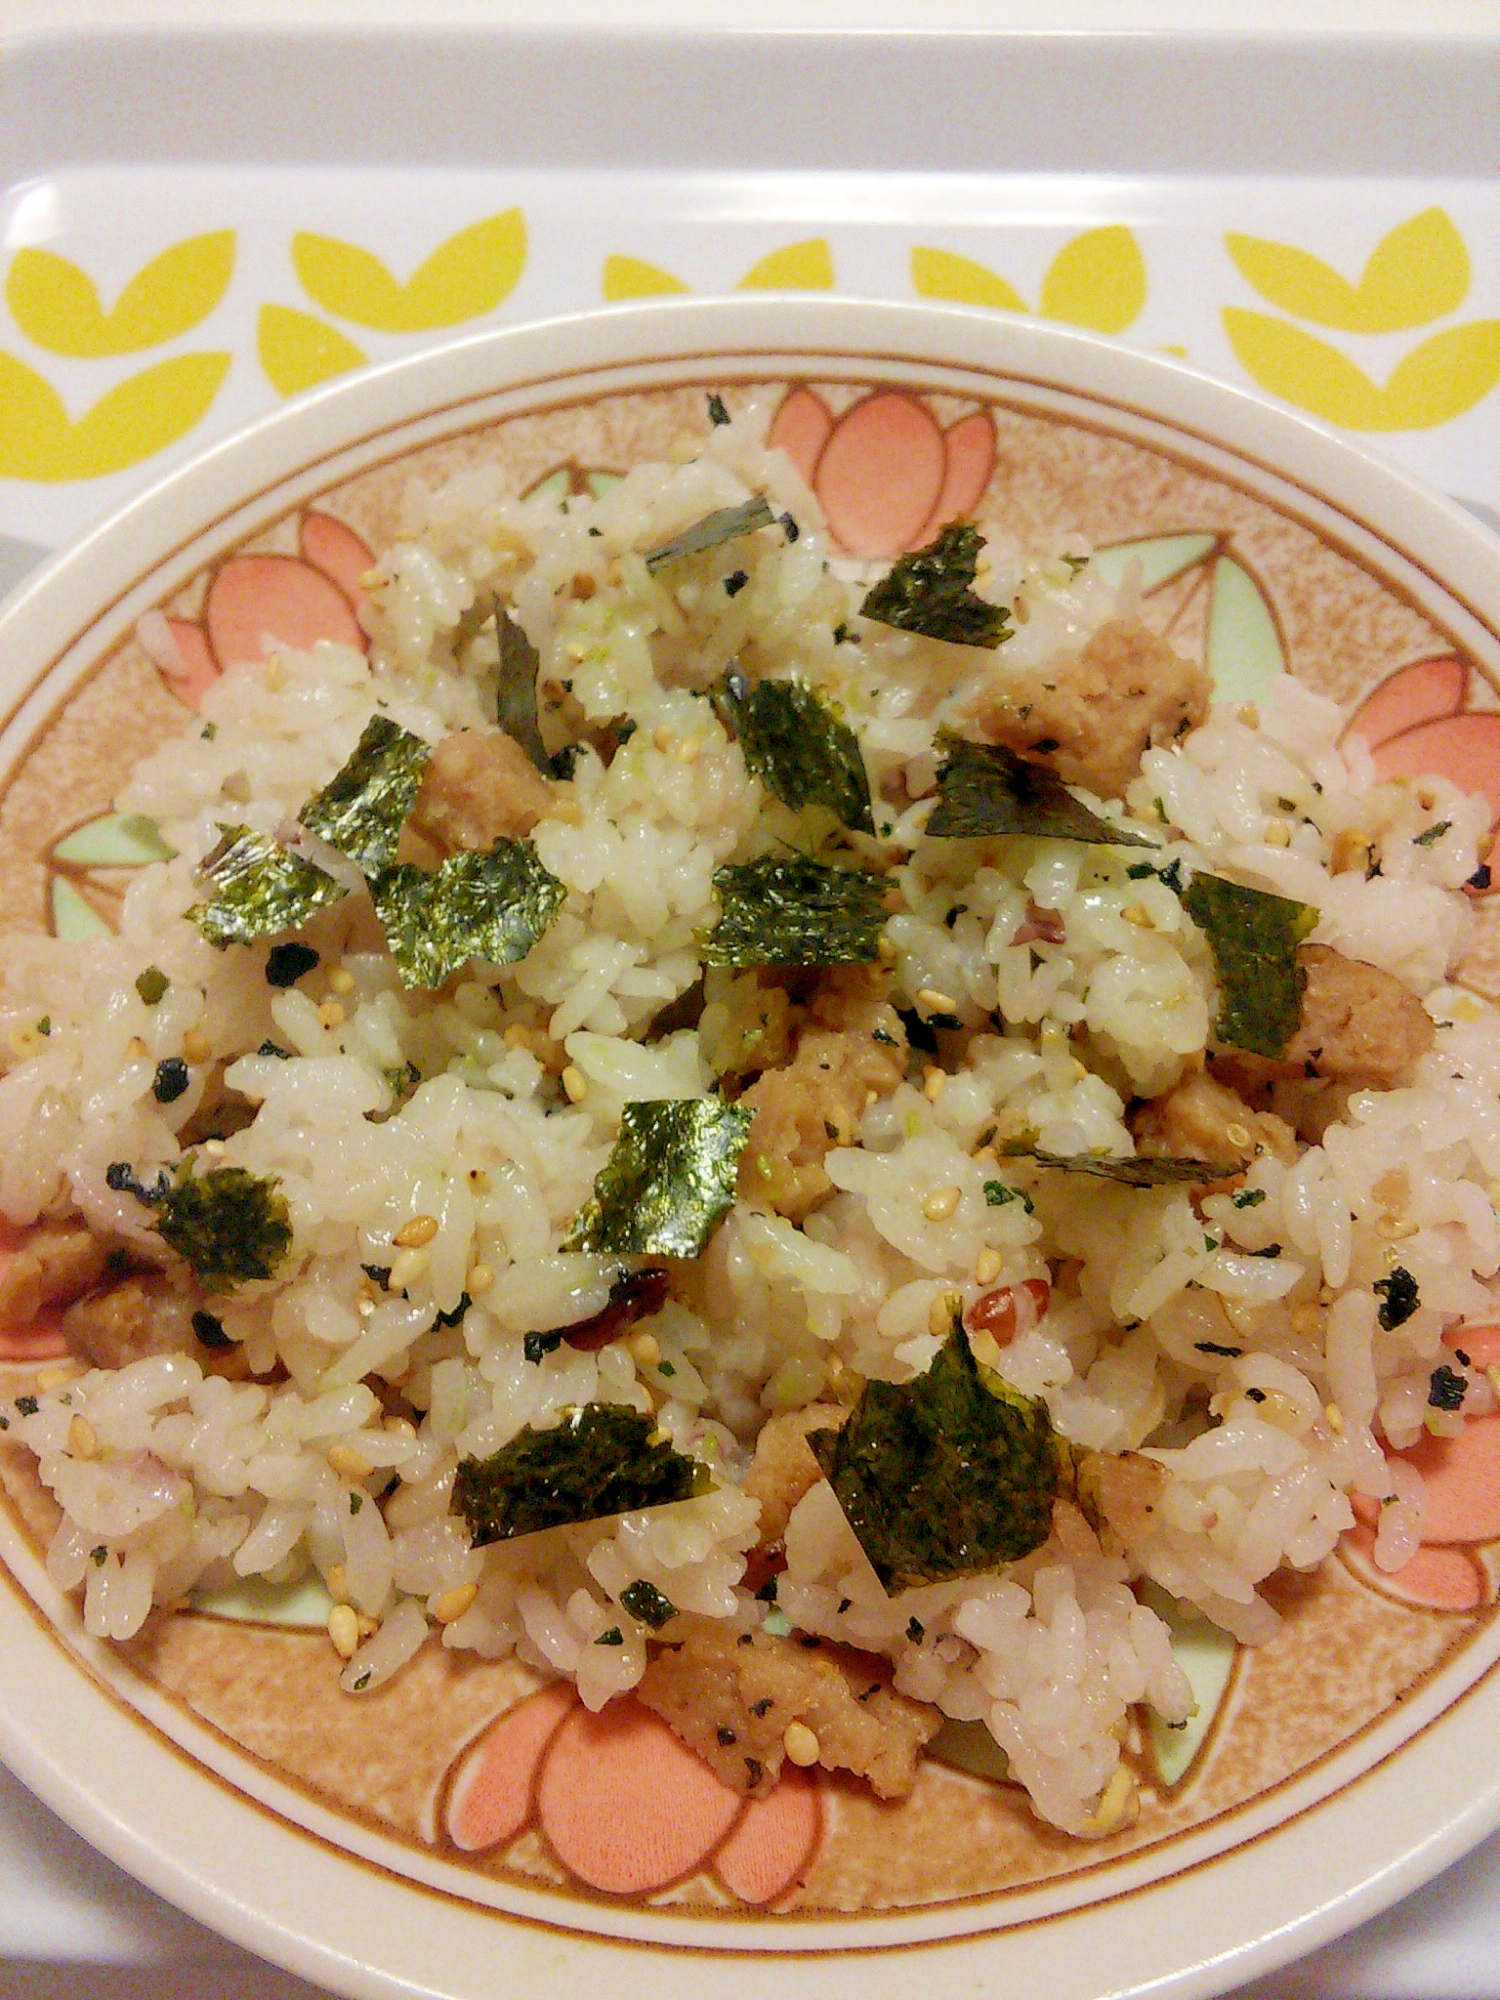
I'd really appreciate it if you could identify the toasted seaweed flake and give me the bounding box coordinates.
[808,1311,1060,1592]
[299,715,432,873]
[714,672,875,834]
[156,1162,292,1289]
[453,1403,709,1546]
[563,1098,751,1258]
[1374,1266,1420,1331]
[1428,1364,1467,1411]
[860,524,1012,650]
[494,602,555,776]
[188,826,345,947]
[370,840,565,990]
[135,966,169,1006]
[1179,872,1318,1059]
[644,495,775,573]
[705,855,888,967]
[1010,1146,1242,1186]
[926,733,1156,846]
[706,392,731,427]
[620,1578,678,1629]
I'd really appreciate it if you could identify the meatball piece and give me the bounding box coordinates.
[970,618,1211,799]
[743,1403,847,1549]
[403,730,552,858]
[1131,1069,1296,1169]
[1284,942,1435,1087]
[0,1221,112,1329]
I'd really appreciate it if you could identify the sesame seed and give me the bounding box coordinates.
[67,1415,98,1459]
[1225,1123,1251,1148]
[916,987,958,1016]
[1078,1762,1138,1837]
[1453,994,1484,1022]
[1263,819,1291,848]
[561,1064,588,1103]
[432,1581,479,1625]
[355,1613,378,1640]
[382,1416,418,1439]
[1325,1401,1345,1434]
[329,968,356,996]
[675,737,700,764]
[201,1138,227,1158]
[652,724,675,753]
[182,1029,211,1063]
[35,1365,75,1393]
[928,1289,961,1337]
[783,1721,820,1767]
[825,1354,844,1379]
[467,1262,495,1295]
[877,935,897,962]
[1120,904,1153,928]
[1376,1214,1419,1240]
[922,1065,946,1102]
[328,1604,360,1659]
[327,1443,373,1480]
[975,1248,1003,1284]
[393,1214,439,1249]
[326,1563,349,1601]
[629,1330,662,1366]
[1237,702,1260,728]
[318,1000,345,1030]
[263,658,286,691]
[357,1296,375,1317]
[388,1247,430,1291]
[921,1186,961,1223]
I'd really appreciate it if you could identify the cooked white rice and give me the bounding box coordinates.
[2,391,1496,1839]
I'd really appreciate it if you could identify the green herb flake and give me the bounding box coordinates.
[644,494,775,573]
[299,714,432,873]
[90,1544,107,1566]
[1428,1364,1467,1411]
[926,732,1156,846]
[495,602,556,776]
[563,1097,752,1258]
[808,1313,1060,1592]
[705,855,888,967]
[984,1180,1034,1213]
[595,1626,624,1645]
[620,1578,678,1630]
[370,840,565,989]
[1179,872,1318,1059]
[1232,1187,1267,1209]
[859,524,1012,650]
[156,1163,293,1288]
[1374,1266,1420,1330]
[1414,820,1453,848]
[1011,1147,1244,1186]
[715,670,874,834]
[453,1403,709,1546]
[188,826,345,948]
[134,966,170,1006]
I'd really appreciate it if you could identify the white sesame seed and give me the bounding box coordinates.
[629,1330,662,1366]
[388,1247,430,1291]
[975,1248,1003,1284]
[329,967,356,995]
[67,1415,98,1459]
[393,1214,439,1248]
[1225,1123,1251,1149]
[1263,819,1291,848]
[326,1563,349,1601]
[783,1721,820,1767]
[327,1443,373,1480]
[561,1064,588,1103]
[183,1029,211,1063]
[35,1364,75,1393]
[923,1065,946,1101]
[467,1262,495,1295]
[921,1186,961,1223]
[432,1581,479,1625]
[328,1604,360,1659]
[916,987,958,1016]
[318,1000,346,1030]
[1325,1401,1345,1434]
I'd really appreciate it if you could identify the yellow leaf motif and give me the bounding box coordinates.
[6,231,236,358]
[1039,226,1147,335]
[602,256,690,302]
[1223,309,1500,431]
[1225,208,1469,334]
[292,211,527,333]
[0,350,230,481]
[257,305,367,396]
[910,246,1026,314]
[738,239,835,290]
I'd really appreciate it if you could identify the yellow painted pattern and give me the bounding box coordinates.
[601,240,835,302]
[291,211,527,333]
[257,305,367,396]
[601,255,690,302]
[0,350,230,481]
[1223,309,1500,431]
[911,228,1146,335]
[1225,208,1468,335]
[6,232,235,358]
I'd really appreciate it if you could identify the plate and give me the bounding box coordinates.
[1,295,1499,2000]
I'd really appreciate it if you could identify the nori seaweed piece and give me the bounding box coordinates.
[1374,1266,1420,1330]
[926,732,1156,846]
[453,1403,710,1546]
[265,941,320,987]
[620,1578,678,1629]
[299,714,432,873]
[704,855,888,967]
[807,1312,1060,1592]
[563,1098,752,1258]
[1009,1146,1244,1186]
[715,671,874,835]
[859,524,1012,650]
[494,602,555,777]
[644,495,775,573]
[156,1162,293,1289]
[1428,1364,1466,1411]
[1179,872,1318,1059]
[369,840,565,990]
[188,826,345,947]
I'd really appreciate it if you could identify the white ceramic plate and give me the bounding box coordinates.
[2,297,1500,2000]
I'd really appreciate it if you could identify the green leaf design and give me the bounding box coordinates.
[1206,556,1284,703]
[50,876,113,940]
[1141,1583,1238,1789]
[453,1403,710,1546]
[1086,533,1218,595]
[563,1097,752,1258]
[925,1717,1014,1785]
[190,1572,336,1629]
[52,812,174,866]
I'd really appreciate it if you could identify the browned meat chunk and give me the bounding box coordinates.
[404,730,552,858]
[62,1275,244,1376]
[737,970,907,1221]
[1285,943,1434,1086]
[1075,1450,1167,1550]
[636,1616,940,1799]
[742,1404,847,1548]
[970,617,1211,799]
[1131,1069,1296,1169]
[0,1221,112,1328]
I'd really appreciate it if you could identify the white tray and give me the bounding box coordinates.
[0,16,1498,1998]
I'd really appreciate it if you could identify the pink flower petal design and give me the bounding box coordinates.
[767,386,834,489]
[711,1761,821,1906]
[813,391,948,559]
[1367,712,1500,875]
[299,511,376,613]
[1343,655,1468,752]
[445,1680,575,1854]
[1344,1521,1486,1610]
[534,1697,741,1894]
[159,619,220,709]
[204,554,367,672]
[918,409,997,542]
